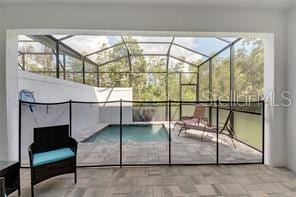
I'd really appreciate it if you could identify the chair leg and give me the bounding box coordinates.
[230,137,236,149]
[227,126,236,149]
[173,123,176,131]
[178,127,184,136]
[74,171,77,184]
[178,127,189,136]
[18,183,21,196]
[201,131,205,141]
[31,184,34,197]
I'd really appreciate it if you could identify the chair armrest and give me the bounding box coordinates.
[67,137,78,154]
[28,143,36,167]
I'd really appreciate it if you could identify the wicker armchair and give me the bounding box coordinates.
[28,125,77,197]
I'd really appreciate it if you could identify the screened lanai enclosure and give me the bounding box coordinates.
[18,35,264,167]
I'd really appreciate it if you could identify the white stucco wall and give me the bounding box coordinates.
[19,70,132,103]
[286,6,296,172]
[0,12,7,160]
[0,3,287,168]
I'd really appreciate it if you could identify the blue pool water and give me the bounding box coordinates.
[82,124,169,143]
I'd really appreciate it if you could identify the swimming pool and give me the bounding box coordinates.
[82,124,169,143]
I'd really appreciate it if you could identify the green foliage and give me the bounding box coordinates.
[234,38,264,101]
[212,49,230,100]
[199,62,209,101]
[19,43,56,77]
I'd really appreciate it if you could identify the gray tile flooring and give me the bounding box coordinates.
[12,165,296,197]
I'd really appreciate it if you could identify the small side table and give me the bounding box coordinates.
[0,161,20,196]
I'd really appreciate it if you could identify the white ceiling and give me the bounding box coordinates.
[0,0,295,9]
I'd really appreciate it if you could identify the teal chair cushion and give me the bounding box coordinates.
[33,148,75,167]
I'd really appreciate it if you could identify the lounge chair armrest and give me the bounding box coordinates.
[182,116,193,120]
